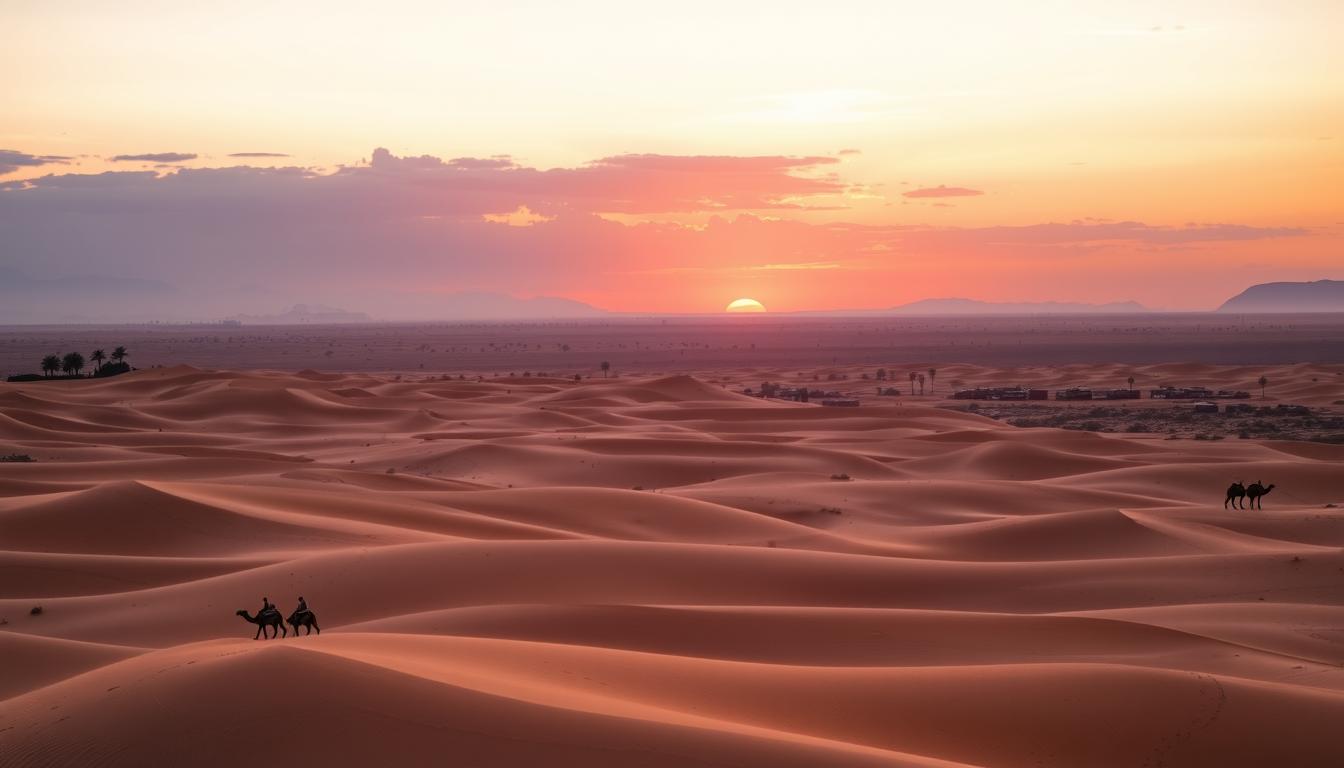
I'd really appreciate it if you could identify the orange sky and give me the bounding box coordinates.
[2,1,1341,317]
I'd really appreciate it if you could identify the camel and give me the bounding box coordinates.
[1225,482,1246,509]
[287,609,321,636]
[236,608,286,640]
[1246,481,1275,509]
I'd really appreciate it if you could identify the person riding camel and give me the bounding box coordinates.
[296,596,309,615]
[259,597,276,616]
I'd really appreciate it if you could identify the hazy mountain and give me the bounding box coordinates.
[1216,280,1344,313]
[887,298,1150,315]
[421,292,608,320]
[226,304,372,324]
[225,294,607,323]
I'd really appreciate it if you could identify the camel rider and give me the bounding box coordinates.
[260,597,276,616]
[296,596,309,615]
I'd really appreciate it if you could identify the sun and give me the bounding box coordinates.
[725,298,766,313]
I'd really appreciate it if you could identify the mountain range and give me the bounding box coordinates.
[1216,279,1344,313]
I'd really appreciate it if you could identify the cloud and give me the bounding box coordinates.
[110,152,198,163]
[354,147,844,213]
[903,185,984,198]
[0,147,1319,320]
[227,152,290,158]
[482,205,552,227]
[0,149,72,175]
[899,221,1307,247]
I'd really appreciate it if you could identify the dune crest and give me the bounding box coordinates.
[2,367,1342,766]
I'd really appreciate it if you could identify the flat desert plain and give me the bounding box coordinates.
[2,362,1344,767]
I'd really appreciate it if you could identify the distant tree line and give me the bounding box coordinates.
[8,346,131,382]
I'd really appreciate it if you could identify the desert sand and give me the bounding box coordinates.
[2,363,1343,767]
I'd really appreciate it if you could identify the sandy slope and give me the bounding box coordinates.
[1,366,1342,767]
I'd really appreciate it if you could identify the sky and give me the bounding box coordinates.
[2,0,1341,320]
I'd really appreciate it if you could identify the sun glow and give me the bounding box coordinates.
[725,298,766,313]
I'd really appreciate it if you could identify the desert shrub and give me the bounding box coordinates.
[830,473,851,481]
[30,606,42,616]
[1,454,35,462]
[1125,422,1149,433]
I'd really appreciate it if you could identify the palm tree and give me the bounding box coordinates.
[111,346,127,367]
[918,373,926,395]
[909,371,917,395]
[1258,375,1268,399]
[91,349,106,373]
[41,354,60,378]
[927,368,937,394]
[600,361,611,378]
[1127,375,1135,391]
[61,352,85,378]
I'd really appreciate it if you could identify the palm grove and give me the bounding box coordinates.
[28,346,130,380]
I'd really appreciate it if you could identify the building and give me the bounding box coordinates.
[1055,388,1094,401]
[951,386,1030,401]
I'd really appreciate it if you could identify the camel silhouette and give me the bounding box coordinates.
[1225,482,1246,509]
[287,609,321,636]
[236,608,286,640]
[1245,481,1275,509]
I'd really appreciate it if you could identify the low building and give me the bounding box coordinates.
[821,398,861,407]
[1103,389,1142,400]
[1151,387,1251,400]
[1055,388,1094,401]
[952,386,1030,401]
[1193,402,1219,413]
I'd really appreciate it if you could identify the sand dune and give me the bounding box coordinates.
[2,365,1342,766]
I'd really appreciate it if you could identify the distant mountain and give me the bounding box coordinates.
[226,304,372,324]
[425,292,608,320]
[887,298,1150,315]
[1217,280,1344,313]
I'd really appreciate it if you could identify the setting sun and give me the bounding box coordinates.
[725,298,767,313]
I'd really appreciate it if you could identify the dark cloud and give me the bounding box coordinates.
[0,149,72,175]
[110,152,198,163]
[227,152,291,158]
[903,185,984,198]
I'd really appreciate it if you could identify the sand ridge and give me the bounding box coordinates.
[1,366,1342,767]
